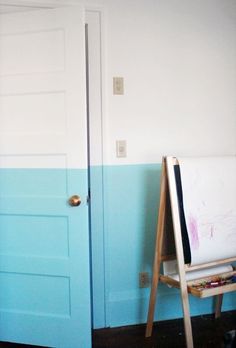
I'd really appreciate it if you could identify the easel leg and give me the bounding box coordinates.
[181,287,194,348]
[145,257,161,337]
[145,158,167,337]
[166,157,194,348]
[215,294,223,319]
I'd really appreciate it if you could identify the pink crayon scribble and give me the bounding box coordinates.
[188,215,199,250]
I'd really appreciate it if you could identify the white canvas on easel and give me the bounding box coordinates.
[145,156,236,348]
[178,156,236,265]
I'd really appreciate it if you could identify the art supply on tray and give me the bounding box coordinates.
[191,274,236,290]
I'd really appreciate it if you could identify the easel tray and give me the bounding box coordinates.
[160,270,236,298]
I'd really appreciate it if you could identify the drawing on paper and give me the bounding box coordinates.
[179,156,236,266]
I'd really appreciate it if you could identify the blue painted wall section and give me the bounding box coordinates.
[0,167,234,333]
[103,164,161,327]
[91,164,236,328]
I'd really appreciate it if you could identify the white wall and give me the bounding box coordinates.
[7,0,236,165]
[85,0,236,165]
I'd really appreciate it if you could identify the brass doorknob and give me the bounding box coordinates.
[68,195,81,207]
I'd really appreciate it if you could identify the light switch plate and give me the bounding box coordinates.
[113,77,124,95]
[116,140,127,158]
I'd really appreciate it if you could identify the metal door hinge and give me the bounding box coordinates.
[87,189,91,204]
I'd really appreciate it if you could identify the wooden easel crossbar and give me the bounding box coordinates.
[145,156,236,348]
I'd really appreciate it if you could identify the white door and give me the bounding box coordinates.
[0,6,91,348]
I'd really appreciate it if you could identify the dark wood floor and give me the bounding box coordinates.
[93,311,236,348]
[0,311,235,347]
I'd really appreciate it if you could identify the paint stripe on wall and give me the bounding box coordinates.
[91,163,236,328]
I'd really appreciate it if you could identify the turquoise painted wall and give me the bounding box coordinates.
[91,163,236,329]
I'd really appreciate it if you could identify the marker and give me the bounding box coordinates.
[232,275,236,283]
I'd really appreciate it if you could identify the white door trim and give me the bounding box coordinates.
[85,9,106,329]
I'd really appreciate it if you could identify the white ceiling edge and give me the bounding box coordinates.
[0,0,80,7]
[0,1,102,15]
[0,0,84,14]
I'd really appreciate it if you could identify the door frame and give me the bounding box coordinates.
[85,9,106,329]
[0,0,106,329]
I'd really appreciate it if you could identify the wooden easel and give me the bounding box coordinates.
[145,156,236,348]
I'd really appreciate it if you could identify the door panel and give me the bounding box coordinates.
[0,6,91,348]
